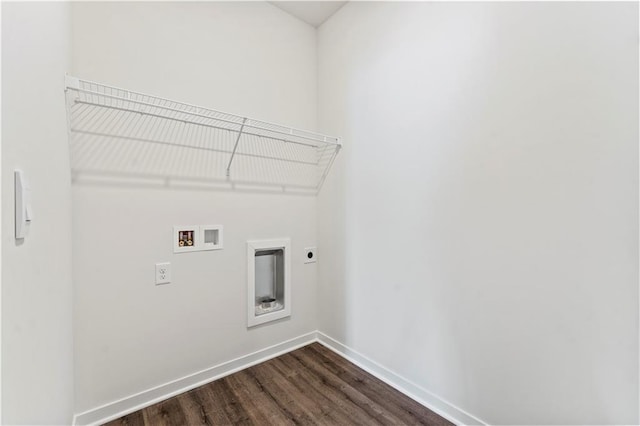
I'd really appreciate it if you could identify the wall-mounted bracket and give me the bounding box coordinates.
[226,117,247,178]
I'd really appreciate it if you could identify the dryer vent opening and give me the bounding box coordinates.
[247,239,291,327]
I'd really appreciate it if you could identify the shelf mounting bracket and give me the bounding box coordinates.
[226,117,248,178]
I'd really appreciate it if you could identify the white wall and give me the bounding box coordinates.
[1,2,74,424]
[317,2,639,424]
[70,2,319,414]
[3,2,637,423]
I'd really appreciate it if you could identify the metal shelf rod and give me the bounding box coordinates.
[70,88,340,146]
[65,76,342,194]
[316,142,341,190]
[73,100,320,149]
[66,77,338,144]
[72,169,320,192]
[71,129,320,166]
[227,117,247,177]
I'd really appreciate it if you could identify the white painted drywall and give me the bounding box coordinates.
[317,2,639,424]
[1,2,74,424]
[70,2,318,414]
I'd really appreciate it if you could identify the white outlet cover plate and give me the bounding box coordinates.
[155,262,171,285]
[304,247,317,263]
[201,224,224,250]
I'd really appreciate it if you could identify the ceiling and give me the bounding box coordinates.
[269,1,347,28]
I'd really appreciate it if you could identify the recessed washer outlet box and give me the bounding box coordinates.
[247,239,291,327]
[174,225,199,253]
[173,225,223,253]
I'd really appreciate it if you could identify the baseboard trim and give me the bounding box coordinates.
[74,330,486,426]
[316,331,487,426]
[73,331,318,425]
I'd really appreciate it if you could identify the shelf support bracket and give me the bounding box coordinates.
[226,117,248,177]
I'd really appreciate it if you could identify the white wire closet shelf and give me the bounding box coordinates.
[64,75,341,194]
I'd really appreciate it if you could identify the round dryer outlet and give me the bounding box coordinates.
[304,247,317,264]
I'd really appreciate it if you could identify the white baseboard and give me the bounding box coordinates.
[73,331,318,426]
[74,330,486,426]
[316,332,487,426]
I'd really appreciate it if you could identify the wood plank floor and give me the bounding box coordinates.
[104,343,453,426]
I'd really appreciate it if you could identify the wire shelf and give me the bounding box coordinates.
[64,75,341,194]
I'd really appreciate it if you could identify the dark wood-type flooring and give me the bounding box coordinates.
[104,342,452,426]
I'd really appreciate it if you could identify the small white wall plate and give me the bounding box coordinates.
[201,225,223,250]
[155,262,171,285]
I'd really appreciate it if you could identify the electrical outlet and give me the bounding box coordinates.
[155,262,171,285]
[304,247,316,264]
